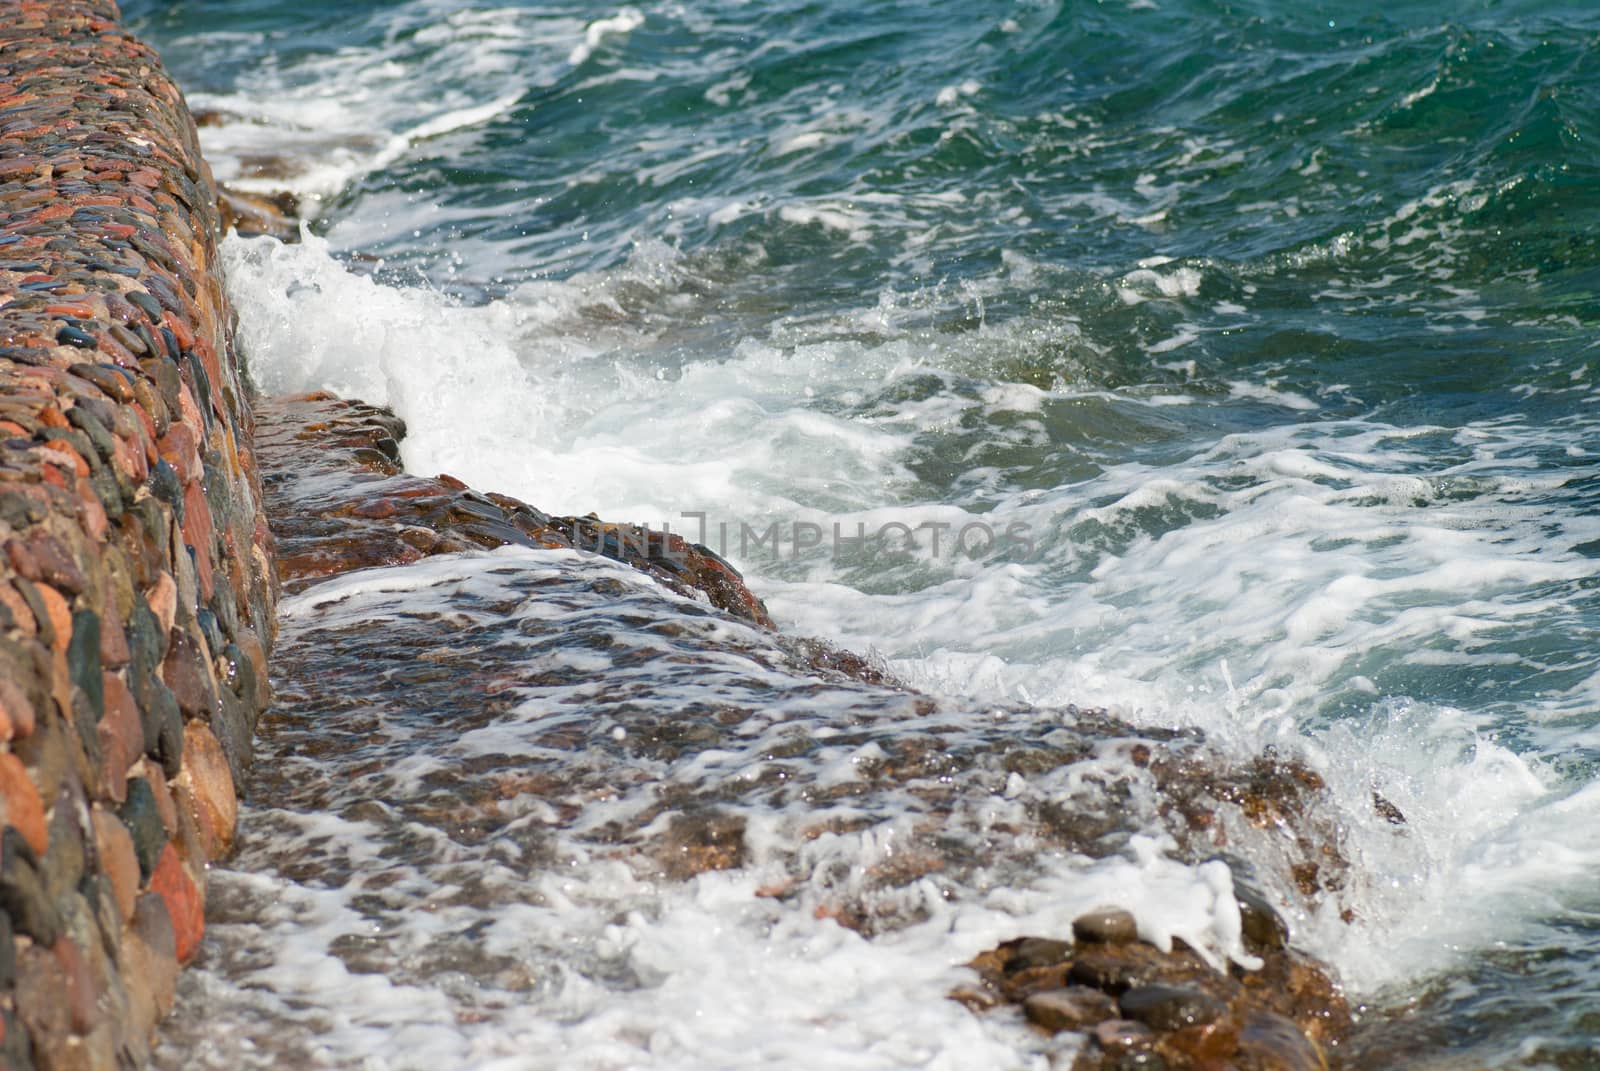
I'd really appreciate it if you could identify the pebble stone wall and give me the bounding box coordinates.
[0,2,276,1066]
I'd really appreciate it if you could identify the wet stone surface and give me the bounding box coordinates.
[148,517,1361,1066]
[966,911,1348,1070]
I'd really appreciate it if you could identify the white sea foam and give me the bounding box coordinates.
[935,80,981,107]
[224,233,550,486]
[188,829,1259,1069]
[221,220,1600,1022]
[1121,265,1202,298]
[778,203,872,238]
[569,7,645,66]
[187,3,568,210]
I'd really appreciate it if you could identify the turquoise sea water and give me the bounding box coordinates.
[130,1,1600,1065]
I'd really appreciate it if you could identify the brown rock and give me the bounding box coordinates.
[52,936,100,1035]
[1162,1018,1242,1064]
[167,772,210,901]
[217,186,301,241]
[656,808,746,879]
[124,891,179,1024]
[91,807,140,922]
[948,985,1000,1012]
[25,533,86,596]
[1022,987,1117,1033]
[1240,948,1353,1045]
[0,677,37,741]
[29,1036,80,1071]
[1237,1012,1327,1071]
[1006,936,1075,972]
[34,581,72,653]
[85,1024,121,1071]
[127,757,178,835]
[11,580,57,648]
[1072,907,1139,946]
[144,572,177,636]
[0,750,49,857]
[253,393,774,626]
[98,606,130,668]
[1068,949,1155,996]
[961,927,1345,1067]
[1001,962,1074,1001]
[0,581,38,636]
[1118,984,1226,1032]
[233,626,269,704]
[39,1029,118,1071]
[1235,883,1290,955]
[60,884,117,994]
[161,626,217,718]
[173,720,236,855]
[78,486,112,548]
[0,838,63,947]
[181,480,216,600]
[13,713,77,825]
[96,671,143,800]
[14,941,71,1043]
[1093,1018,1157,1054]
[148,842,203,963]
[4,539,41,584]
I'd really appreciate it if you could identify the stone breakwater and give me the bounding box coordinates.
[0,2,275,1067]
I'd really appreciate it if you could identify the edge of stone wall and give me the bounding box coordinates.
[0,2,275,1066]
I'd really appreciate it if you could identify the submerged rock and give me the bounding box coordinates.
[254,391,778,629]
[215,187,300,243]
[1024,987,1119,1033]
[964,914,1347,1069]
[1073,908,1140,946]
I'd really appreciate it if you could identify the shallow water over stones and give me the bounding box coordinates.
[144,535,1361,1068]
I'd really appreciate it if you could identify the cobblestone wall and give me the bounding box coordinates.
[0,2,276,1066]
